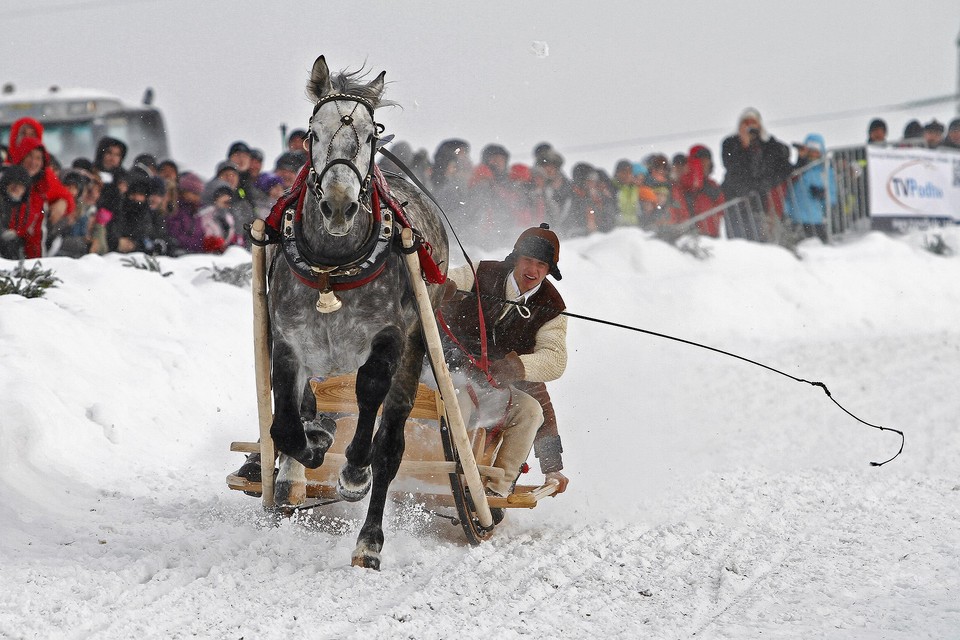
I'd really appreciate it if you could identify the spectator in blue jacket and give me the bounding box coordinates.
[784,133,836,243]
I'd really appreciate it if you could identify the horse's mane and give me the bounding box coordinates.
[307,66,396,109]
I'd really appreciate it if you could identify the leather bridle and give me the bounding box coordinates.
[306,93,384,208]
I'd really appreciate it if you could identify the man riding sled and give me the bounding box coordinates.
[439,223,570,522]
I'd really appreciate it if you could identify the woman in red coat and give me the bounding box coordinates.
[7,137,75,258]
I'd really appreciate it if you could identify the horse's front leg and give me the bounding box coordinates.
[337,326,404,502]
[352,337,423,569]
[270,340,336,504]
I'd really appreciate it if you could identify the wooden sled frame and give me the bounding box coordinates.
[228,222,559,543]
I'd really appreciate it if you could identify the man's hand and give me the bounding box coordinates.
[117,237,136,253]
[488,351,525,386]
[545,471,568,493]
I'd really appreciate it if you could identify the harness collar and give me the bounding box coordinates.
[276,167,395,293]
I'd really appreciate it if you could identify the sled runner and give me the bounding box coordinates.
[226,220,559,545]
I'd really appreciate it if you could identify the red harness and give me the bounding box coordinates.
[263,164,445,291]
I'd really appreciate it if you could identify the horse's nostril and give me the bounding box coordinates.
[320,201,333,217]
[346,202,359,218]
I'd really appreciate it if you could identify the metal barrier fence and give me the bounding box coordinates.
[679,146,874,248]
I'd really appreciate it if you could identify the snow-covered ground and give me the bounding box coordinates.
[1,227,959,639]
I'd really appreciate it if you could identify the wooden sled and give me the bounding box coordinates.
[227,223,559,544]
[227,374,560,544]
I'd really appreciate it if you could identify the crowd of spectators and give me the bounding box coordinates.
[2,108,958,261]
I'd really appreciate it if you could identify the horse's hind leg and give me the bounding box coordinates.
[338,327,404,502]
[352,340,423,569]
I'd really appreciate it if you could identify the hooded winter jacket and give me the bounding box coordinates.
[9,138,76,258]
[784,134,837,226]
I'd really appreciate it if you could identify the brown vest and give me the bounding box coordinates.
[443,260,565,360]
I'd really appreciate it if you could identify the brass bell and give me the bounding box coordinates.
[316,289,342,313]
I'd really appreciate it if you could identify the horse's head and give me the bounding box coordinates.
[304,55,386,237]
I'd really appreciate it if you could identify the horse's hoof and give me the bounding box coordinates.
[337,463,372,502]
[274,479,306,506]
[298,416,337,469]
[351,547,381,570]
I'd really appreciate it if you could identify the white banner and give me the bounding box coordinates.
[867,146,960,221]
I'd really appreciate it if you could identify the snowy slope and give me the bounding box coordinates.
[1,228,959,639]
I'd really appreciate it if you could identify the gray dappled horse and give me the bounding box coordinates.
[267,56,448,569]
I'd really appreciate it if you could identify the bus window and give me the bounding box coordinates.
[39,122,95,165]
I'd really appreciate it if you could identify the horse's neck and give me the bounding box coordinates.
[300,200,374,262]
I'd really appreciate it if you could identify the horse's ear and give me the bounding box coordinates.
[367,70,386,99]
[307,55,333,101]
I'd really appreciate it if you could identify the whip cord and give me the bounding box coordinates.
[485,293,905,467]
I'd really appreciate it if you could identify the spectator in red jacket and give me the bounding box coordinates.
[8,138,75,258]
[675,145,726,237]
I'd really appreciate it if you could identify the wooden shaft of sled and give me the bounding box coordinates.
[400,228,493,528]
[251,219,276,508]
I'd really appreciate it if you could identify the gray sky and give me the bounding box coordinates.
[4,0,960,176]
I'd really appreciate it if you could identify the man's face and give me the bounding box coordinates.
[949,129,960,145]
[102,145,123,171]
[869,128,886,143]
[512,255,549,294]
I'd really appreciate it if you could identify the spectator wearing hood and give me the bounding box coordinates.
[106,177,158,253]
[166,172,206,254]
[199,186,241,253]
[9,138,75,258]
[0,165,30,259]
[7,117,45,164]
[93,136,128,216]
[674,145,726,237]
[784,134,836,244]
